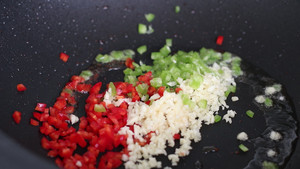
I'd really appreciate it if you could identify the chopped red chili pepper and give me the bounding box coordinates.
[216,35,224,45]
[16,84,27,92]
[175,87,182,93]
[59,52,69,62]
[125,58,135,69]
[35,103,47,112]
[157,86,165,97]
[30,118,39,126]
[12,111,21,124]
[173,133,181,140]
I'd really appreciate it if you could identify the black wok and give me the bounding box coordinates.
[0,0,300,168]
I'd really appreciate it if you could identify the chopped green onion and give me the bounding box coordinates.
[95,54,113,63]
[222,52,232,61]
[137,45,147,55]
[246,110,254,118]
[110,50,125,60]
[95,50,134,63]
[145,13,155,22]
[225,85,236,97]
[123,49,135,58]
[175,5,180,13]
[181,94,195,108]
[140,64,152,72]
[138,23,147,34]
[136,83,149,97]
[109,82,116,96]
[127,75,137,85]
[264,97,273,107]
[150,77,162,88]
[132,62,140,68]
[262,161,278,169]
[79,70,93,80]
[166,38,172,47]
[159,45,171,56]
[214,115,221,123]
[239,144,249,152]
[147,25,154,34]
[198,99,207,109]
[151,52,163,60]
[189,74,203,89]
[94,104,106,112]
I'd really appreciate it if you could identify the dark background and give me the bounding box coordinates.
[0,0,299,168]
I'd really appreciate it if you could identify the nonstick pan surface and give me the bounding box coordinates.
[1,0,300,169]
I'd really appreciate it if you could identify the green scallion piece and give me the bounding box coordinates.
[246,110,254,118]
[159,45,171,56]
[137,45,147,55]
[147,25,154,34]
[198,99,207,109]
[138,23,147,34]
[145,13,155,22]
[214,115,222,123]
[136,83,149,97]
[123,49,135,58]
[262,161,278,169]
[189,74,203,89]
[127,75,137,85]
[150,77,162,88]
[94,104,106,112]
[95,54,113,63]
[109,82,116,96]
[239,144,249,152]
[166,38,172,47]
[175,5,180,13]
[225,85,236,97]
[264,97,273,107]
[79,70,93,80]
[222,52,232,61]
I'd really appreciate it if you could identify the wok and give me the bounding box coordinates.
[0,0,300,168]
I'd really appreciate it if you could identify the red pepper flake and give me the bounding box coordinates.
[216,35,224,45]
[12,111,21,124]
[59,52,69,62]
[16,84,27,92]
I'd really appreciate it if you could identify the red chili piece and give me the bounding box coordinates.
[216,35,224,45]
[16,84,27,92]
[59,52,69,62]
[12,111,21,124]
[125,58,134,69]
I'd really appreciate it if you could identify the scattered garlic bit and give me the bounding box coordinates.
[231,96,239,102]
[223,110,236,124]
[265,86,276,95]
[237,132,248,141]
[69,114,79,124]
[255,95,266,103]
[76,161,82,167]
[270,130,282,141]
[265,84,282,95]
[279,96,285,101]
[267,149,277,157]
[164,166,172,169]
